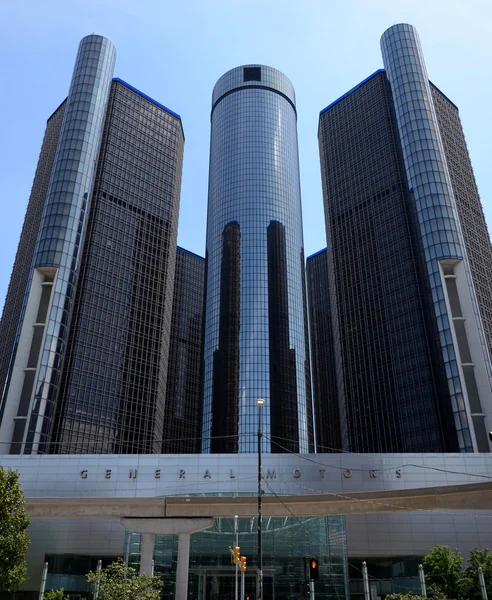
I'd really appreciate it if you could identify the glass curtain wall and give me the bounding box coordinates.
[125,515,348,600]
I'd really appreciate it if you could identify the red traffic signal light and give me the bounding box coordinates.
[309,557,319,580]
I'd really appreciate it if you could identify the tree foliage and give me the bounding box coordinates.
[386,593,452,600]
[44,590,69,600]
[420,544,492,600]
[86,559,162,600]
[386,594,427,600]
[0,467,30,592]
[422,545,466,600]
[464,548,492,599]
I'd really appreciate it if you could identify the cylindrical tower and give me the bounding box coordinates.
[381,24,492,451]
[0,35,115,453]
[202,65,313,453]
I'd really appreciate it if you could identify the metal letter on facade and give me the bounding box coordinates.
[80,470,88,479]
[293,469,301,478]
[154,469,161,479]
[204,469,212,479]
[128,469,137,479]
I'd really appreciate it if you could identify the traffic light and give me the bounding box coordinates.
[232,546,240,564]
[240,556,247,572]
[309,557,319,580]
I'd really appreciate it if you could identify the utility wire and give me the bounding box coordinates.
[263,479,484,596]
[266,474,492,523]
[2,429,492,484]
[264,434,492,480]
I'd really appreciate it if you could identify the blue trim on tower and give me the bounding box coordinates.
[307,247,327,260]
[177,246,205,261]
[112,77,181,119]
[429,81,459,111]
[319,69,385,116]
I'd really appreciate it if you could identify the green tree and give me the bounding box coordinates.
[86,559,161,600]
[386,593,452,600]
[44,590,69,600]
[422,545,465,600]
[464,548,492,598]
[386,594,427,600]
[0,467,30,593]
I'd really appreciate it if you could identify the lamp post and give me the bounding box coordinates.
[256,398,265,600]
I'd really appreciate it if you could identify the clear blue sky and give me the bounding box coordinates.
[1,0,491,305]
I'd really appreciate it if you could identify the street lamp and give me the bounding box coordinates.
[256,398,265,600]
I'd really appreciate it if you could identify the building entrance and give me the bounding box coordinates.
[190,567,272,600]
[125,515,348,600]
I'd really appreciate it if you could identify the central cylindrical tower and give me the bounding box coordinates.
[202,65,313,454]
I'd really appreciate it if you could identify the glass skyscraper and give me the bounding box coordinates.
[0,100,66,453]
[312,24,492,453]
[0,36,185,454]
[202,65,314,454]
[51,78,184,454]
[306,249,341,453]
[162,247,205,454]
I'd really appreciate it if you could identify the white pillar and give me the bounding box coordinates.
[140,532,155,575]
[38,561,48,600]
[175,532,191,600]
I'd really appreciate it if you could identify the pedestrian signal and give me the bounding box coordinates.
[232,546,240,564]
[240,556,247,572]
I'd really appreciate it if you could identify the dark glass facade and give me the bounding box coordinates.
[431,83,492,363]
[267,220,300,453]
[210,222,241,453]
[0,35,116,454]
[381,24,492,451]
[202,65,314,454]
[162,247,205,454]
[0,35,185,454]
[317,70,457,452]
[0,101,66,442]
[51,79,184,454]
[314,26,492,453]
[306,249,341,452]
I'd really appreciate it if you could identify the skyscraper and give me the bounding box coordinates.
[313,24,492,453]
[162,247,205,454]
[202,65,314,453]
[306,249,341,453]
[0,100,66,448]
[0,36,185,454]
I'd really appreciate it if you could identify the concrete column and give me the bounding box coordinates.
[175,532,191,600]
[140,532,155,575]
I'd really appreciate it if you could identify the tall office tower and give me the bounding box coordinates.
[162,247,205,454]
[0,36,184,454]
[306,249,341,452]
[202,65,314,453]
[0,100,66,446]
[431,84,492,362]
[315,24,492,453]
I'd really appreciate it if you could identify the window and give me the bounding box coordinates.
[243,67,261,82]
